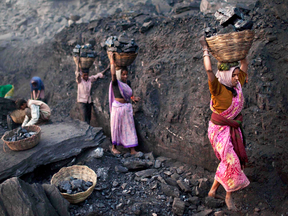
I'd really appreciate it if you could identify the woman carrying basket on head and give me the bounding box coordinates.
[199,36,250,211]
[107,52,140,155]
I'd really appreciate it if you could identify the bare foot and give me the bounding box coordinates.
[130,147,138,155]
[225,197,238,211]
[208,189,225,200]
[111,146,121,155]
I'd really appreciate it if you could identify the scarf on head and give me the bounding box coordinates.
[216,66,239,97]
[116,69,122,81]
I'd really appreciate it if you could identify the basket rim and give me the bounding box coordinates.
[205,29,255,41]
[1,125,41,145]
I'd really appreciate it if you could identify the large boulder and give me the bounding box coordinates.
[0,177,69,216]
[200,0,258,14]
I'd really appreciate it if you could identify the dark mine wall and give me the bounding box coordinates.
[0,0,287,188]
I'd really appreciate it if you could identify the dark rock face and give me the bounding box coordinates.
[0,177,69,216]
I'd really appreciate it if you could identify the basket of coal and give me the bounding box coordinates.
[51,165,97,204]
[105,34,138,67]
[205,6,254,63]
[1,125,41,151]
[73,44,97,69]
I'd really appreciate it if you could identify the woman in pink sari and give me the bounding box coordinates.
[107,52,140,155]
[199,36,250,210]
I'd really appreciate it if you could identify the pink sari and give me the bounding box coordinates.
[208,81,250,192]
[109,80,138,148]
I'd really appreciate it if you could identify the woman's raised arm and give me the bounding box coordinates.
[240,58,248,74]
[199,36,216,82]
[107,52,117,82]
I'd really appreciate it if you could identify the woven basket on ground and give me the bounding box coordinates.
[1,125,41,151]
[51,165,97,204]
[206,30,254,63]
[73,56,95,69]
[114,52,138,67]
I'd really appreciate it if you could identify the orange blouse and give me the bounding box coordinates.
[208,70,246,114]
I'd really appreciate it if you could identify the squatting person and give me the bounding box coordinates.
[107,52,140,155]
[199,36,250,211]
[16,98,51,127]
[75,57,105,125]
[30,76,45,101]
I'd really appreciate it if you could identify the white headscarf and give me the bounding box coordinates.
[116,69,122,81]
[215,66,238,88]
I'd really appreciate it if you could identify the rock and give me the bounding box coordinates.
[134,151,144,158]
[135,169,157,178]
[0,121,105,182]
[214,6,243,26]
[200,0,258,14]
[176,179,191,192]
[172,198,185,216]
[70,15,81,22]
[171,173,180,181]
[214,211,225,216]
[68,20,75,27]
[0,177,69,216]
[154,159,162,168]
[176,166,184,174]
[132,203,142,215]
[112,180,119,187]
[165,177,178,186]
[87,147,104,159]
[54,15,62,23]
[200,0,224,14]
[123,158,149,170]
[145,152,155,161]
[205,196,225,208]
[71,179,83,190]
[156,156,170,162]
[0,33,14,41]
[174,2,200,14]
[96,167,109,181]
[140,21,154,33]
[164,170,173,176]
[160,183,180,198]
[42,184,70,216]
[14,18,28,30]
[254,207,261,212]
[188,195,200,205]
[115,165,129,173]
[198,178,209,191]
[194,209,213,216]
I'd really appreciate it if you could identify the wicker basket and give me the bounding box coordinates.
[1,125,41,151]
[206,30,254,63]
[114,52,138,67]
[73,56,95,69]
[51,165,97,204]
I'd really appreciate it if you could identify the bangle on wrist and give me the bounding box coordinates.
[202,48,209,52]
[203,53,210,57]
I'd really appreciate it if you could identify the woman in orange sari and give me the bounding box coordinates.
[199,36,250,210]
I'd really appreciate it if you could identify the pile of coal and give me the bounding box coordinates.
[72,43,97,58]
[57,177,93,194]
[5,127,37,141]
[105,33,138,53]
[205,6,253,38]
